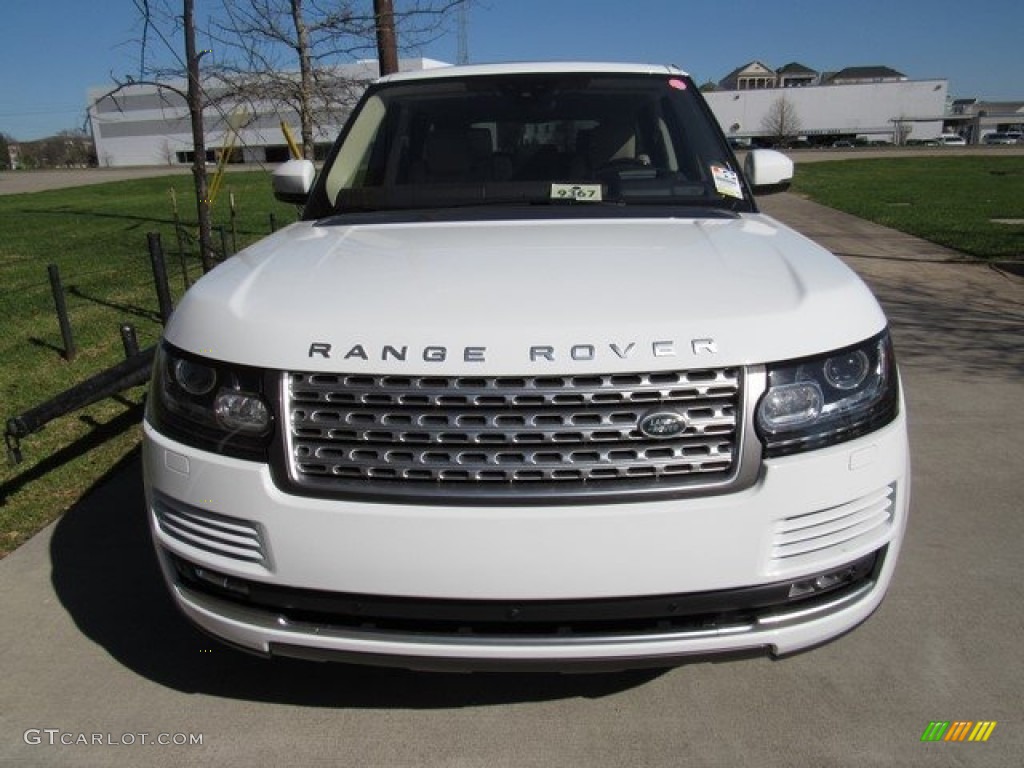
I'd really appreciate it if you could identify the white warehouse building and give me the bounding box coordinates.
[704,61,948,144]
[87,58,447,168]
[705,78,948,144]
[88,59,950,167]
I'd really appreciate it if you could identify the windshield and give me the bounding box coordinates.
[307,72,749,219]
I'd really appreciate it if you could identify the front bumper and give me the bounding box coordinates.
[143,412,909,669]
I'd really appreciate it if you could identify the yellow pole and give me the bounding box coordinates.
[209,109,248,206]
[281,121,302,160]
[207,130,236,206]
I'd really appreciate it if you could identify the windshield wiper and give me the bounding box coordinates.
[332,178,742,215]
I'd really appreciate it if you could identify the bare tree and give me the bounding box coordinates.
[161,140,176,165]
[182,0,216,270]
[211,0,359,160]
[761,96,801,147]
[96,0,217,270]
[93,0,463,266]
[210,0,466,159]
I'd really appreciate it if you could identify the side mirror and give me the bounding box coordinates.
[743,149,794,195]
[272,159,316,204]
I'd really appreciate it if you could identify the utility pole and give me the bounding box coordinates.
[183,0,214,272]
[457,2,469,65]
[374,0,399,76]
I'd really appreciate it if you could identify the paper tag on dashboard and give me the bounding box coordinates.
[550,183,603,202]
[711,165,743,199]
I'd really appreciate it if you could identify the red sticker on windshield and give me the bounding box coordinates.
[668,78,687,90]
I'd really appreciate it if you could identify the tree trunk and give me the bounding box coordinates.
[184,0,214,272]
[374,0,399,76]
[290,0,316,160]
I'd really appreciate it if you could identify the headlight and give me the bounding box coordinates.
[756,331,899,457]
[147,343,273,460]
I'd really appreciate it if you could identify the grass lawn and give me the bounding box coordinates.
[791,155,1024,260]
[0,171,295,556]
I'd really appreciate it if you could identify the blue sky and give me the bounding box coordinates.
[2,0,1022,140]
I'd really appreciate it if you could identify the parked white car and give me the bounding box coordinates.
[984,132,1023,145]
[144,62,909,670]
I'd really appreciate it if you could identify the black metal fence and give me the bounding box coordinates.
[3,231,176,465]
[3,205,280,465]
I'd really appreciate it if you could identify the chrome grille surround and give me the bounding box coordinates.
[281,367,763,503]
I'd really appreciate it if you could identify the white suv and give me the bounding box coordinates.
[143,62,909,670]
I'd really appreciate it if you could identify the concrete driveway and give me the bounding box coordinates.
[1,193,1021,768]
[0,167,193,196]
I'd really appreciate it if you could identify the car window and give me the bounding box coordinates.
[310,73,743,218]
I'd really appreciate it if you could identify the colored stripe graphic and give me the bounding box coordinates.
[921,722,949,742]
[944,721,973,741]
[968,722,997,742]
[920,720,997,743]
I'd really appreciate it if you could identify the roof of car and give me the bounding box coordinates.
[377,61,688,84]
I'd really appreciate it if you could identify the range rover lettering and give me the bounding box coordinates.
[143,62,909,670]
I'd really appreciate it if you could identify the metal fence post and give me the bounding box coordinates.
[120,324,140,359]
[47,264,76,362]
[147,232,174,325]
[218,226,231,260]
[230,190,238,254]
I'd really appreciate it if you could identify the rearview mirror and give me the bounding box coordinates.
[272,159,316,204]
[743,150,794,195]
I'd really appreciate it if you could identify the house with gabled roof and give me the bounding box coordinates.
[776,62,818,88]
[718,61,777,91]
[826,66,907,85]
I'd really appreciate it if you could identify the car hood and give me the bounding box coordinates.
[165,215,886,373]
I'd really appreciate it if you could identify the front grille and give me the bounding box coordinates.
[282,368,746,502]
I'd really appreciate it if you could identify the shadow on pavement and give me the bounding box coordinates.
[758,193,1024,381]
[49,449,671,708]
[852,261,1024,380]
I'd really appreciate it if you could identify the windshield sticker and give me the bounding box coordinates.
[551,183,603,202]
[668,78,687,91]
[711,165,744,200]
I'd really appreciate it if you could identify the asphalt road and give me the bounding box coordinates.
[1,192,1021,768]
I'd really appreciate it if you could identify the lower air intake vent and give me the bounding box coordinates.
[771,484,896,572]
[153,493,270,566]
